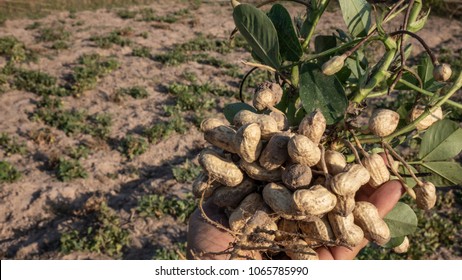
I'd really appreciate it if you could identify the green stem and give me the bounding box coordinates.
[407,161,423,165]
[407,0,422,26]
[359,72,462,144]
[291,65,299,87]
[395,76,462,110]
[351,48,397,103]
[301,0,330,51]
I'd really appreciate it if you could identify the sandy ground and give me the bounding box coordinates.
[0,0,461,259]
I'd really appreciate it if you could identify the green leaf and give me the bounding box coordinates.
[338,0,371,37]
[314,35,337,64]
[383,202,418,238]
[418,54,434,89]
[233,4,280,69]
[418,119,462,162]
[299,63,348,125]
[223,102,257,124]
[421,161,462,187]
[267,4,302,62]
[382,236,406,249]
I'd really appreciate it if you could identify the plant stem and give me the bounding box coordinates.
[394,75,462,110]
[301,0,330,51]
[382,141,423,187]
[351,48,397,103]
[389,30,438,64]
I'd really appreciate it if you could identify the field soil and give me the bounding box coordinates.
[0,0,461,259]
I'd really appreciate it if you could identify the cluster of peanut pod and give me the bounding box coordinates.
[192,82,438,260]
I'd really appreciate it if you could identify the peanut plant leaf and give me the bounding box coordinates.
[223,102,257,124]
[382,235,406,249]
[233,4,280,69]
[338,0,371,37]
[267,4,302,62]
[420,161,462,187]
[299,63,348,125]
[314,35,337,64]
[383,202,418,238]
[418,119,462,162]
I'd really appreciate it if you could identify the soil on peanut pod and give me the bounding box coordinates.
[0,1,460,259]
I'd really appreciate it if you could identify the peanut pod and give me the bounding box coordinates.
[201,118,237,153]
[192,172,220,199]
[415,182,437,210]
[361,153,390,188]
[288,135,321,167]
[328,213,364,248]
[241,211,278,248]
[234,123,262,163]
[353,201,391,246]
[233,110,279,139]
[262,183,299,217]
[285,239,319,260]
[240,160,282,182]
[259,133,291,171]
[330,164,370,196]
[298,109,326,144]
[282,164,312,191]
[293,185,337,216]
[299,217,335,247]
[199,149,244,187]
[212,177,256,208]
[229,193,270,232]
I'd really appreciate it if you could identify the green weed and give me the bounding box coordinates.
[172,159,201,183]
[32,96,112,137]
[67,53,119,94]
[116,9,137,19]
[0,36,38,62]
[67,144,91,160]
[0,161,21,184]
[90,28,133,49]
[36,25,70,43]
[116,86,149,100]
[153,33,246,66]
[153,242,187,260]
[138,8,188,23]
[55,158,87,182]
[131,46,151,58]
[119,135,148,160]
[0,133,27,156]
[13,68,69,96]
[60,202,130,258]
[137,193,197,223]
[143,110,187,143]
[25,22,42,30]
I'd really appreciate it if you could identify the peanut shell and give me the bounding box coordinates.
[353,201,390,246]
[234,123,262,163]
[369,109,399,137]
[293,185,337,216]
[288,135,321,167]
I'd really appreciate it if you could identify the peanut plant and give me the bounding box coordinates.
[191,0,462,259]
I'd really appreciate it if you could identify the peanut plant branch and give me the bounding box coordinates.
[301,0,330,51]
[389,30,438,65]
[382,141,423,187]
[359,71,462,144]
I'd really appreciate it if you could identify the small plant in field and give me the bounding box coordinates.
[154,33,248,66]
[0,161,21,184]
[0,133,27,156]
[137,193,197,223]
[29,127,57,145]
[153,242,187,260]
[90,27,133,49]
[55,157,87,182]
[172,159,202,183]
[66,53,119,94]
[116,9,137,19]
[0,36,38,62]
[119,134,148,160]
[116,86,149,99]
[86,113,112,139]
[189,0,462,260]
[60,201,129,258]
[67,144,91,159]
[25,22,41,30]
[131,46,151,58]
[36,25,71,50]
[13,68,69,96]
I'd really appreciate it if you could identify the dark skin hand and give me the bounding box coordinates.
[187,179,405,260]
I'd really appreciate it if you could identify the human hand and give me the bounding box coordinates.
[186,180,405,260]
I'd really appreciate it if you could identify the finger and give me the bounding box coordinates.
[366,179,405,218]
[355,185,376,201]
